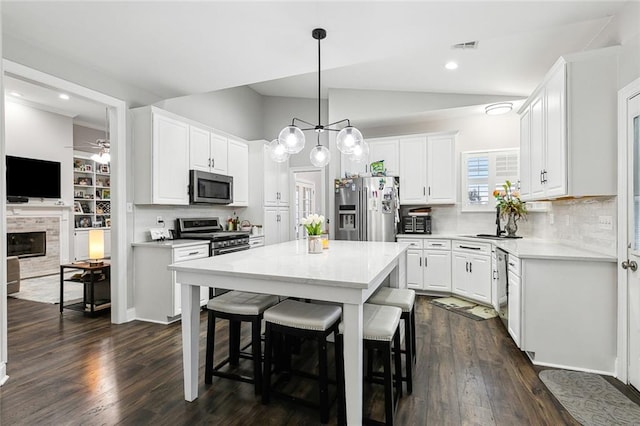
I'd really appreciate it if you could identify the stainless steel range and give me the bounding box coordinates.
[175,217,250,256]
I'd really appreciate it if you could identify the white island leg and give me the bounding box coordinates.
[342,303,364,424]
[181,283,201,401]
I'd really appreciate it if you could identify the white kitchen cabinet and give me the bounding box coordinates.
[507,255,521,347]
[518,47,618,200]
[263,145,290,206]
[451,240,491,305]
[264,207,290,246]
[399,134,456,205]
[189,126,228,175]
[341,137,400,176]
[520,257,616,374]
[73,229,111,262]
[132,106,190,205]
[133,242,210,324]
[397,238,451,292]
[228,138,249,206]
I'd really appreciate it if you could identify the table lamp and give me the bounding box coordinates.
[88,229,104,266]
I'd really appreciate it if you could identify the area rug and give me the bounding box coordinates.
[429,296,498,320]
[539,369,640,425]
[9,273,83,305]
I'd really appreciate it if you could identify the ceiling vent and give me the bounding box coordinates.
[452,41,479,49]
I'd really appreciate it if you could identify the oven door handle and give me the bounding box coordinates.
[214,245,250,255]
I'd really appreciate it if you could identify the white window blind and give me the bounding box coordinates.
[461,148,519,212]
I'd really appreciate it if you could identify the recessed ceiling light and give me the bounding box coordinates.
[485,102,513,115]
[9,91,22,97]
[445,61,458,70]
[59,93,70,100]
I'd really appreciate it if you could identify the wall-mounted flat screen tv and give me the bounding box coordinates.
[6,155,61,199]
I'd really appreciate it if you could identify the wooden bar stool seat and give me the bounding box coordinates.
[337,303,403,426]
[262,299,342,424]
[205,291,280,395]
[367,287,416,394]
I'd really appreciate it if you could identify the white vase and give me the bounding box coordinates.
[307,235,323,254]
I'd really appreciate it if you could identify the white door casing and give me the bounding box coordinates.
[618,77,640,385]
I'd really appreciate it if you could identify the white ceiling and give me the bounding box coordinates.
[1,1,636,126]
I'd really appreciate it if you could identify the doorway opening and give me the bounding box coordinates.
[290,167,326,240]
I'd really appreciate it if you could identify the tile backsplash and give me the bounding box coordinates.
[411,196,617,256]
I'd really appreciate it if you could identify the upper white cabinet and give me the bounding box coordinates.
[132,106,190,205]
[189,126,228,175]
[518,47,618,200]
[228,138,249,206]
[263,145,290,207]
[341,137,400,177]
[399,134,456,205]
[132,106,250,206]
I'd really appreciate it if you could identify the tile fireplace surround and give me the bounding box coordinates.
[6,205,71,278]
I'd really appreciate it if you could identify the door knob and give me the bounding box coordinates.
[622,260,638,271]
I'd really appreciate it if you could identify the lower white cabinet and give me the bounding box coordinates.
[451,240,491,304]
[264,207,290,246]
[398,238,451,292]
[133,242,209,324]
[507,261,521,347]
[74,229,111,261]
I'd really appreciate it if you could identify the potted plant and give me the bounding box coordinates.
[493,180,527,237]
[301,214,325,254]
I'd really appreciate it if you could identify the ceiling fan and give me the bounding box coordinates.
[70,107,111,164]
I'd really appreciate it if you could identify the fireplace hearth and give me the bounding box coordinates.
[7,231,47,258]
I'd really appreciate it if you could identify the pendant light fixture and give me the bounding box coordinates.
[273,28,364,166]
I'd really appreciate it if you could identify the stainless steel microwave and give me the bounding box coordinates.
[189,170,233,204]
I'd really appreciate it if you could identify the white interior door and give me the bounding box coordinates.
[626,92,640,389]
[294,179,315,239]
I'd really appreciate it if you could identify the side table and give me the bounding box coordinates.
[60,262,111,315]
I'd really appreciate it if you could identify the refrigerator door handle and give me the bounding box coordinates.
[361,186,368,241]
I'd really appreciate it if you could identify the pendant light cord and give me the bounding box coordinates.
[317,33,321,128]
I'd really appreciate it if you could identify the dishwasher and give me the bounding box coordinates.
[496,248,509,329]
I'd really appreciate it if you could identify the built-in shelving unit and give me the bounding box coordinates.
[73,153,111,229]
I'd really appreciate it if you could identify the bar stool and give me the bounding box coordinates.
[367,287,416,394]
[336,304,403,426]
[205,291,280,395]
[262,299,342,424]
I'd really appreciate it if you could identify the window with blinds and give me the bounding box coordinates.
[461,148,519,212]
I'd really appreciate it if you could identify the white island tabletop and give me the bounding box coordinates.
[169,239,411,289]
[168,239,410,425]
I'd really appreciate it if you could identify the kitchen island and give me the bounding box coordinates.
[168,239,409,424]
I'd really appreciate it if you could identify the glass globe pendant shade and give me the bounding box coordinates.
[336,126,363,154]
[268,139,290,163]
[278,125,305,154]
[348,141,369,163]
[309,144,331,167]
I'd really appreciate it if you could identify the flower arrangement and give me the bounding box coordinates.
[493,180,527,219]
[301,214,325,236]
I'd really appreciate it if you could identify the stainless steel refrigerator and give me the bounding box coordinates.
[335,176,399,242]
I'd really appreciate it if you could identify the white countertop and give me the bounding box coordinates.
[169,239,410,289]
[396,233,616,262]
[131,239,209,249]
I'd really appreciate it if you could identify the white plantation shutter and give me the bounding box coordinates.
[462,148,520,212]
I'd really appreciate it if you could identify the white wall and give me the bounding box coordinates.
[263,96,329,168]
[5,101,73,204]
[157,85,264,140]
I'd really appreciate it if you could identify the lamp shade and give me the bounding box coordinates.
[268,139,290,163]
[279,125,305,154]
[336,126,363,154]
[309,145,331,167]
[88,229,105,261]
[348,141,370,163]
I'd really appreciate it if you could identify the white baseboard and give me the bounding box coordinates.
[0,362,9,386]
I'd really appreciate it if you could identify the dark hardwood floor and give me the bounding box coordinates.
[2,296,638,425]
